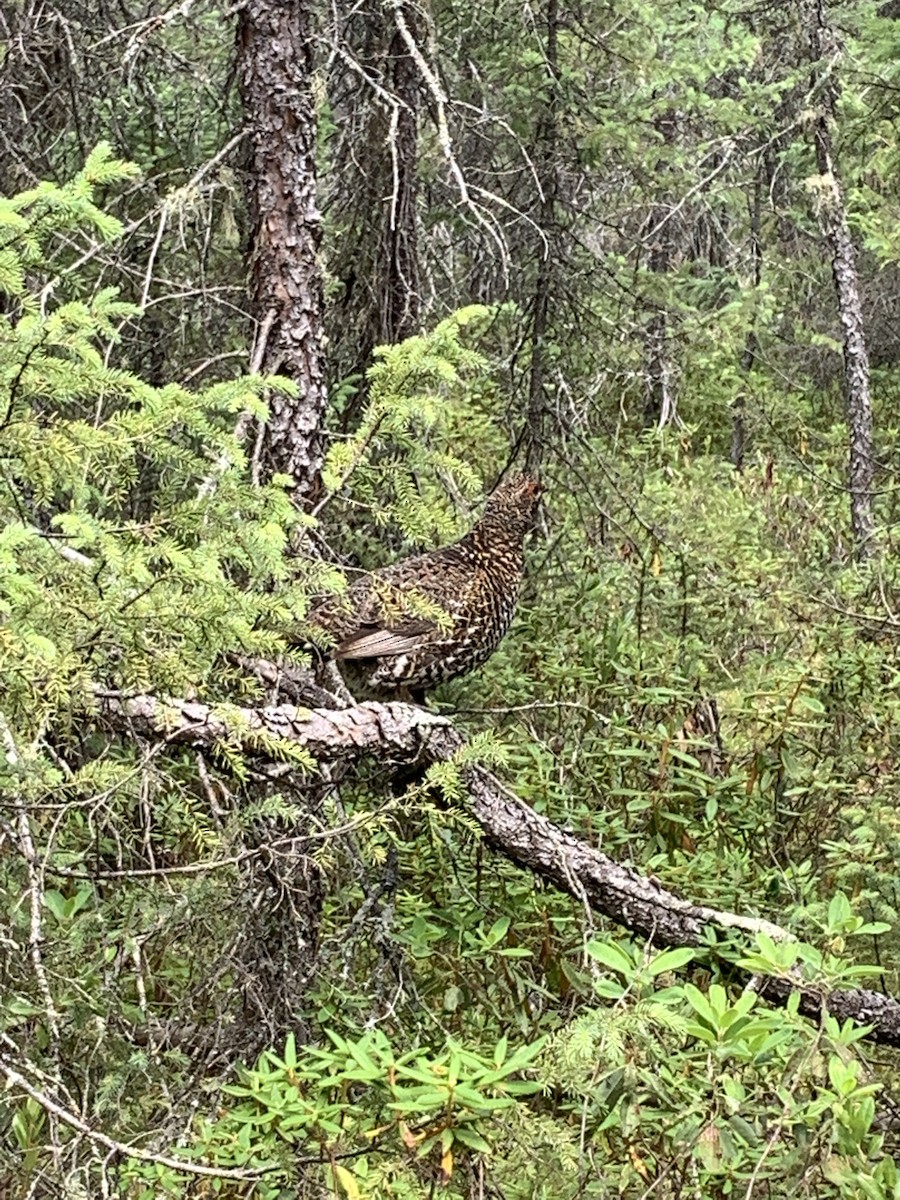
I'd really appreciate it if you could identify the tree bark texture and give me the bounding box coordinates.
[237,0,328,503]
[95,688,900,1049]
[804,0,876,554]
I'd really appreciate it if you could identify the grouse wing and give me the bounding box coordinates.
[334,621,435,660]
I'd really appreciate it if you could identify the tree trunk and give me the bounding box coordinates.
[643,109,679,428]
[234,0,328,1049]
[237,0,328,504]
[526,0,560,472]
[732,167,763,470]
[803,0,876,555]
[382,7,421,347]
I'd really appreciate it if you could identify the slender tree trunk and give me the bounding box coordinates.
[803,0,876,555]
[732,167,763,470]
[643,109,678,428]
[382,7,421,346]
[237,0,328,504]
[526,0,559,472]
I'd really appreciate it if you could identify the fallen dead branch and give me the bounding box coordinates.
[92,687,900,1047]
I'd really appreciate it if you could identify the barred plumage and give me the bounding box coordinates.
[306,475,540,698]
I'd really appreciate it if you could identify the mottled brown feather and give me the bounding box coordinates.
[305,474,540,694]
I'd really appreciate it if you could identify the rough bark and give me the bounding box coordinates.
[231,1,330,1051]
[95,688,900,1048]
[237,0,328,503]
[804,0,876,554]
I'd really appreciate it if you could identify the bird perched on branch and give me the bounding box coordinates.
[305,474,541,700]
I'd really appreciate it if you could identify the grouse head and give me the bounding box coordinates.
[477,473,542,544]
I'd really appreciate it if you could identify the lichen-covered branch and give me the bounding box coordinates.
[94,688,900,1047]
[803,0,875,554]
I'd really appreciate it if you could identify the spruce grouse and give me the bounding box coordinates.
[306,474,541,698]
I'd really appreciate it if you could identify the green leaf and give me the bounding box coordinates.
[452,1125,491,1153]
[283,1033,297,1070]
[484,916,511,946]
[332,1164,360,1200]
[647,947,696,976]
[683,983,716,1027]
[586,940,635,976]
[42,891,67,922]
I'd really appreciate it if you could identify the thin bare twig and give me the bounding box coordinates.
[0,1057,270,1181]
